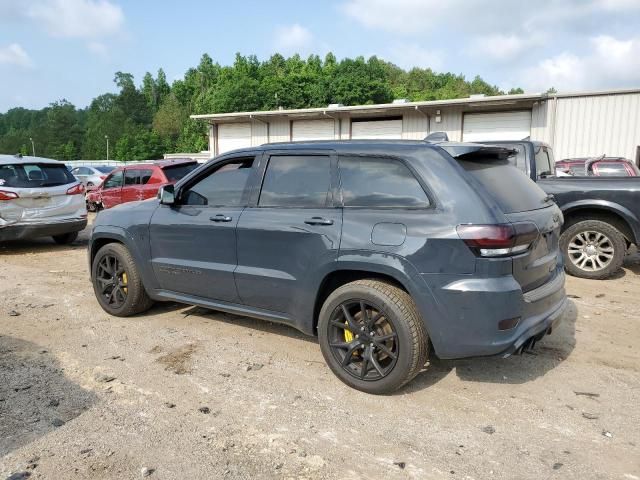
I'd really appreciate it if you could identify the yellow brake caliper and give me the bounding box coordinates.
[122,272,128,295]
[344,323,354,342]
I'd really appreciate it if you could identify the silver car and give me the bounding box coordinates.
[69,165,115,187]
[0,154,87,244]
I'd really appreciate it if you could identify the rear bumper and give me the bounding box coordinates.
[417,268,567,359]
[0,218,87,241]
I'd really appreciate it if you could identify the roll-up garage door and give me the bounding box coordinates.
[462,111,531,142]
[351,119,402,139]
[291,119,335,141]
[218,123,252,154]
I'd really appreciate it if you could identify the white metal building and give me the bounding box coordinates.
[191,88,640,163]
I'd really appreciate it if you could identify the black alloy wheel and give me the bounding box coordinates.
[95,253,129,309]
[328,299,400,381]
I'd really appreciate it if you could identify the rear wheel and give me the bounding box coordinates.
[560,219,625,279]
[318,279,429,394]
[52,232,78,244]
[91,243,154,316]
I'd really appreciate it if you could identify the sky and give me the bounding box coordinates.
[1,0,640,112]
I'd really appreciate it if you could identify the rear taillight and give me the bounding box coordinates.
[66,184,85,195]
[0,190,19,201]
[457,223,539,257]
[99,175,107,180]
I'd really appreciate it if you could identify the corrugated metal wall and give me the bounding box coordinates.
[552,92,640,160]
[430,106,463,141]
[269,119,290,143]
[251,120,268,146]
[401,111,429,139]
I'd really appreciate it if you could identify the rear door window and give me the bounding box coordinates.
[459,159,549,213]
[140,169,154,184]
[124,169,140,185]
[0,163,76,188]
[258,155,331,208]
[339,157,429,208]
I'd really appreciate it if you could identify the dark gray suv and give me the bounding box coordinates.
[89,141,567,394]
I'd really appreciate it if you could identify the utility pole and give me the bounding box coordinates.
[105,135,109,161]
[29,137,35,156]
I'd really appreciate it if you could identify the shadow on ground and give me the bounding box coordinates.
[181,298,578,393]
[0,336,97,457]
[403,299,578,393]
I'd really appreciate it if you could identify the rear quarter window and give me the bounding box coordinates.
[459,159,549,213]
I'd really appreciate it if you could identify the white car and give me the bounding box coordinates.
[0,154,87,244]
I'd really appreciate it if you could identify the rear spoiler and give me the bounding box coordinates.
[435,142,517,161]
[424,132,517,160]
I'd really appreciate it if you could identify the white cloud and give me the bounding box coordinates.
[87,41,108,57]
[273,24,314,55]
[470,33,543,62]
[522,35,640,91]
[27,0,124,39]
[0,43,34,68]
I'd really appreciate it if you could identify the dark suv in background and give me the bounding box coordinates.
[89,141,566,393]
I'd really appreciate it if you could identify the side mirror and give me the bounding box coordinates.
[158,184,175,205]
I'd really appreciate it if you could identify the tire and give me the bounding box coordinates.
[91,243,154,316]
[52,232,78,244]
[318,279,429,394]
[560,219,626,279]
[87,182,94,187]
[86,201,96,212]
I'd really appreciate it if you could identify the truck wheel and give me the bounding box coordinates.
[52,232,78,244]
[318,279,429,394]
[91,243,154,316]
[560,220,625,279]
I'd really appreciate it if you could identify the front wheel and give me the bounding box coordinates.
[91,243,154,316]
[318,279,429,394]
[560,219,626,279]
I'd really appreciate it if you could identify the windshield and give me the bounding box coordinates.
[96,166,115,174]
[0,163,77,188]
[163,163,198,182]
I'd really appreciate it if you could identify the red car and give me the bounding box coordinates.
[86,160,199,210]
[556,157,640,177]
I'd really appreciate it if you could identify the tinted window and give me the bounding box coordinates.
[535,147,554,177]
[103,170,123,189]
[183,158,253,206]
[339,157,429,208]
[124,169,139,185]
[163,163,199,182]
[259,155,331,208]
[96,166,115,174]
[460,159,548,213]
[140,169,153,184]
[0,163,75,188]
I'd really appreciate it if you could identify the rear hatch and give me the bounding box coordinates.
[0,162,82,225]
[450,146,563,292]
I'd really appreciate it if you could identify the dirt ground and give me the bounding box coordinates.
[1,215,639,480]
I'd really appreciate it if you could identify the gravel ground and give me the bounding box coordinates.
[1,215,639,479]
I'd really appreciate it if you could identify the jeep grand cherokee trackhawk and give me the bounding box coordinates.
[89,140,567,394]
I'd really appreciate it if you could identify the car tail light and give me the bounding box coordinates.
[100,175,107,180]
[456,223,539,257]
[0,190,19,201]
[66,184,85,195]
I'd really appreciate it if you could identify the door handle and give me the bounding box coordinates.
[304,217,334,226]
[210,214,232,222]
